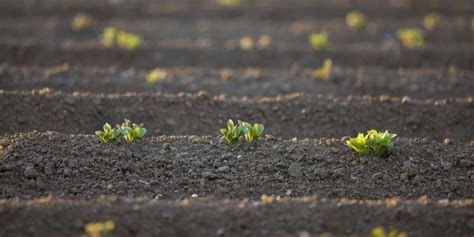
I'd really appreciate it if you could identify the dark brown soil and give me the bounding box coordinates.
[1,91,473,140]
[1,65,473,99]
[0,197,472,237]
[1,132,472,200]
[2,43,474,69]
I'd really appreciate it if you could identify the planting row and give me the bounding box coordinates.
[1,64,473,99]
[1,91,473,140]
[2,17,473,45]
[0,197,472,237]
[0,132,472,199]
[1,0,474,19]
[2,43,473,69]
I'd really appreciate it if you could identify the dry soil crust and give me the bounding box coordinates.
[1,91,473,140]
[0,197,472,237]
[1,132,473,200]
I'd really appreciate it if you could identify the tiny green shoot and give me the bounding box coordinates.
[95,123,122,144]
[220,119,244,145]
[238,120,264,143]
[85,220,115,237]
[309,32,329,51]
[146,68,168,84]
[71,12,92,31]
[216,0,241,7]
[312,58,333,80]
[371,226,407,237]
[396,28,424,49]
[346,10,367,31]
[346,130,396,157]
[101,27,116,48]
[423,12,440,31]
[117,31,143,51]
[118,119,147,142]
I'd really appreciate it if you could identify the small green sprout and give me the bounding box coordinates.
[95,123,122,144]
[220,119,244,145]
[346,10,367,31]
[396,28,424,49]
[101,27,117,48]
[146,68,168,84]
[238,120,264,142]
[312,58,333,80]
[423,12,440,31]
[371,226,407,237]
[216,0,241,7]
[118,119,147,142]
[346,130,396,157]
[117,31,143,51]
[71,12,92,31]
[309,32,329,51]
[85,220,115,237]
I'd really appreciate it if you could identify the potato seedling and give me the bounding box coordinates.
[309,32,329,51]
[346,130,396,157]
[238,120,264,142]
[371,226,407,237]
[346,10,367,31]
[117,31,143,51]
[71,12,92,31]
[216,0,241,7]
[220,119,244,144]
[118,119,147,142]
[239,36,254,50]
[256,35,272,49]
[396,28,424,49]
[101,27,117,48]
[146,68,168,84]
[312,58,333,80]
[95,123,122,144]
[424,12,440,31]
[85,220,115,237]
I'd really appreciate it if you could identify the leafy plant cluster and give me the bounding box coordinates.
[84,220,115,237]
[371,226,407,237]
[396,28,425,49]
[95,119,147,144]
[308,32,329,51]
[346,130,396,157]
[220,119,264,145]
[101,27,143,51]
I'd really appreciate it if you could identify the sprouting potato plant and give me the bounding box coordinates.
[345,10,367,31]
[239,36,255,50]
[346,130,396,157]
[238,120,264,142]
[220,119,244,144]
[371,226,407,237]
[309,32,329,51]
[220,119,265,145]
[96,119,146,143]
[312,58,333,80]
[216,0,241,7]
[71,12,92,31]
[100,27,143,51]
[256,35,272,49]
[423,12,440,31]
[95,123,123,144]
[396,28,425,49]
[146,68,168,84]
[84,220,115,237]
[118,119,147,142]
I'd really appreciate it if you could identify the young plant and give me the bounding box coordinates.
[101,27,117,48]
[118,119,147,142]
[238,121,264,142]
[371,226,407,237]
[71,12,92,31]
[345,10,367,31]
[312,58,333,80]
[95,123,122,144]
[346,130,396,157]
[146,68,168,84]
[84,220,115,237]
[396,28,424,49]
[116,31,143,51]
[309,32,329,51]
[423,12,440,31]
[220,119,244,145]
[216,0,241,7]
